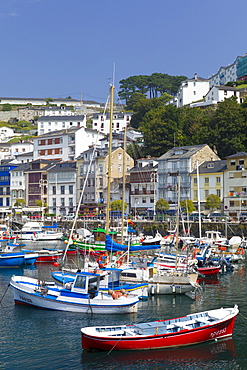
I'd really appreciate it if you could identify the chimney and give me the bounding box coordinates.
[194,73,198,80]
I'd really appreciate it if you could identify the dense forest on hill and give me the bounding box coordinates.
[120,73,247,159]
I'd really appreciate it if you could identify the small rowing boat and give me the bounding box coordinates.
[81,305,238,351]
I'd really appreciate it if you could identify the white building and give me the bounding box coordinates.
[38,115,87,135]
[209,61,238,87]
[191,85,241,107]
[168,74,210,108]
[10,141,34,159]
[10,162,30,208]
[0,126,15,142]
[33,127,104,161]
[92,112,132,134]
[47,161,77,216]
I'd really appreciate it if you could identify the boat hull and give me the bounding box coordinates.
[10,276,139,314]
[0,253,25,267]
[81,307,238,351]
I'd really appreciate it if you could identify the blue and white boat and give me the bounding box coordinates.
[51,267,149,300]
[10,271,139,314]
[0,252,25,267]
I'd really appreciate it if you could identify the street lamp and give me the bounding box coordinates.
[39,179,48,222]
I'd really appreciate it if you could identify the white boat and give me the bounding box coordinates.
[10,271,139,314]
[35,230,63,241]
[120,256,199,295]
[17,221,43,240]
[51,267,149,300]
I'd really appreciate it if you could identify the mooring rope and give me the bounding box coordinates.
[0,283,10,305]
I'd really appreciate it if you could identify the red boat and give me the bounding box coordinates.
[197,266,221,277]
[81,305,238,351]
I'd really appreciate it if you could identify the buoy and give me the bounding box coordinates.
[53,262,60,267]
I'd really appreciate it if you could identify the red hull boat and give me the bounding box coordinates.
[81,306,238,351]
[197,266,221,277]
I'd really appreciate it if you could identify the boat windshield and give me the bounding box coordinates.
[74,275,86,289]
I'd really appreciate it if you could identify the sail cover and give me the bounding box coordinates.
[105,235,160,252]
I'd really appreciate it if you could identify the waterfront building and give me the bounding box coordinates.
[47,160,77,216]
[157,144,220,205]
[223,152,247,219]
[190,160,226,211]
[77,146,134,215]
[10,162,30,209]
[129,158,158,217]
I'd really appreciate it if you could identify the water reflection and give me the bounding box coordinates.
[81,338,236,369]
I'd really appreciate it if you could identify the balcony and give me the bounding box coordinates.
[167,171,179,176]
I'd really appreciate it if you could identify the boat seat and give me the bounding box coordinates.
[195,316,210,325]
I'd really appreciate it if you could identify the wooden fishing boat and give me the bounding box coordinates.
[81,305,238,351]
[10,271,139,314]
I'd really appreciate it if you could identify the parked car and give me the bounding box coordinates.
[188,212,207,222]
[239,212,247,222]
[207,212,231,222]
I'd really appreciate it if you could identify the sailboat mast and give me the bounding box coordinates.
[121,127,127,244]
[175,175,180,269]
[105,84,114,235]
[196,160,202,239]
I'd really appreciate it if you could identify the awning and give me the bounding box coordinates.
[0,208,11,213]
[22,207,45,212]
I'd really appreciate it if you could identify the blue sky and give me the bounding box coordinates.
[1,0,247,104]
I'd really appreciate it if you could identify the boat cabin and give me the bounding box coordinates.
[68,272,101,298]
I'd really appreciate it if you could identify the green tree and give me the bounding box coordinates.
[2,104,12,111]
[45,97,54,105]
[180,199,196,214]
[205,194,221,211]
[140,104,180,157]
[155,198,170,213]
[119,73,186,103]
[207,97,246,158]
[110,200,127,212]
[14,199,26,207]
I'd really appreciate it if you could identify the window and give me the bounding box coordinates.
[193,190,198,199]
[229,201,234,207]
[204,177,209,184]
[61,186,65,194]
[118,165,122,173]
[205,190,209,198]
[69,185,73,194]
[142,198,146,203]
[229,173,234,178]
[239,159,244,165]
[52,186,56,195]
[230,160,235,166]
[193,178,197,184]
[69,198,73,207]
[216,189,221,197]
[52,198,56,207]
[216,177,221,183]
[61,198,65,207]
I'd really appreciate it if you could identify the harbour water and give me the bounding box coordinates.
[1,245,247,369]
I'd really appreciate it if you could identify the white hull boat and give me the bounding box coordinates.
[10,272,139,314]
